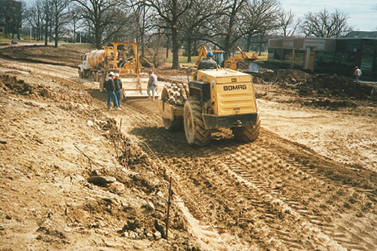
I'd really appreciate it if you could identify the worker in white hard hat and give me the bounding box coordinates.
[103,72,118,110]
[114,73,123,108]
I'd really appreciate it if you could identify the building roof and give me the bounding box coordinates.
[268,37,336,51]
[344,31,377,38]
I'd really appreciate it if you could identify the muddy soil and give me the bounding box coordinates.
[0,45,84,67]
[1,46,377,251]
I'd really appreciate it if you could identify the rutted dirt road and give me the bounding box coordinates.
[1,46,377,250]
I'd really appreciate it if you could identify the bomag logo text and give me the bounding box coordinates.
[223,85,247,91]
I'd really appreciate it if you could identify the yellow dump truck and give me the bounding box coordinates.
[158,68,260,146]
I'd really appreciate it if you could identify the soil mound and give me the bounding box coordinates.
[0,74,92,105]
[256,69,376,101]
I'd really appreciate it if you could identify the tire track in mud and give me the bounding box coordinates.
[84,92,377,249]
[113,100,377,250]
[214,139,377,250]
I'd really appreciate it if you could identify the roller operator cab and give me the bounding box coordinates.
[158,68,260,147]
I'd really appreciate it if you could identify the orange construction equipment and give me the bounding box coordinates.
[224,46,257,70]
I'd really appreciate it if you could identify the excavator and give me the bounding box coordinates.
[195,45,257,71]
[195,45,225,67]
[224,46,258,70]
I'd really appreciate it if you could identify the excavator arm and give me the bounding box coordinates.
[141,56,154,68]
[195,45,225,67]
[195,45,208,66]
[237,46,258,61]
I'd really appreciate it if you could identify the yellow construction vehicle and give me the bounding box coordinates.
[158,68,260,146]
[195,45,225,67]
[78,42,154,97]
[224,46,258,70]
[195,45,257,71]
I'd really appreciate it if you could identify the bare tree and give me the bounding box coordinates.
[145,34,166,67]
[204,0,247,58]
[24,0,44,41]
[42,0,52,46]
[74,0,123,48]
[241,0,280,52]
[50,0,70,47]
[279,9,299,37]
[14,0,24,39]
[129,3,155,56]
[67,4,83,43]
[301,9,352,38]
[179,0,221,62]
[135,0,194,69]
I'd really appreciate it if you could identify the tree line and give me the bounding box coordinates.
[2,0,353,68]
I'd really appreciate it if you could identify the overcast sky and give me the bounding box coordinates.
[280,0,377,31]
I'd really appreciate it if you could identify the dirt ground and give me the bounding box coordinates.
[1,45,377,251]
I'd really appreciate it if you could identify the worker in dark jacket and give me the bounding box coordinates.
[103,72,119,110]
[198,51,218,70]
[114,73,123,107]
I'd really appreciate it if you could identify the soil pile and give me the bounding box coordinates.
[256,69,376,101]
[0,74,92,105]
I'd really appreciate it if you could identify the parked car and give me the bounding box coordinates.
[11,40,18,44]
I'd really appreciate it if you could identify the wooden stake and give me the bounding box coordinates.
[165,176,172,240]
[112,134,119,159]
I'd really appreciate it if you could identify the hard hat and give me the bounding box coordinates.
[149,70,153,74]
[207,51,213,57]
[115,73,119,77]
[109,72,114,76]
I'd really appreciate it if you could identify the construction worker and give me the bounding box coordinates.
[147,70,158,100]
[354,66,362,84]
[198,51,218,70]
[103,72,119,110]
[114,73,123,107]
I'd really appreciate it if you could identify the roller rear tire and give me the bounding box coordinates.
[183,96,211,147]
[233,117,260,142]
